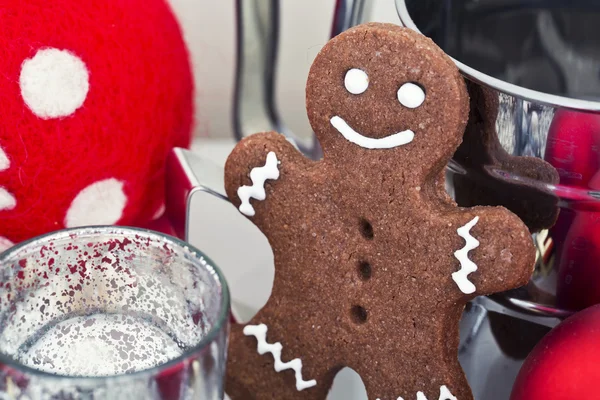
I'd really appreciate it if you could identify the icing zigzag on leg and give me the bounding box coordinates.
[243,323,317,391]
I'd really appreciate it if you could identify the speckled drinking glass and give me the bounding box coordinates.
[0,226,230,400]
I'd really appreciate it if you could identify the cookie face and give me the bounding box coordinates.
[224,23,535,400]
[307,23,467,174]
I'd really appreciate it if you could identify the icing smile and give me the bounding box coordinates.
[330,115,415,149]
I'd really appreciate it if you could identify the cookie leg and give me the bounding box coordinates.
[225,323,337,400]
[358,360,473,400]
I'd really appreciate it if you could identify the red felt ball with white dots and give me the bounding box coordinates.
[0,0,194,250]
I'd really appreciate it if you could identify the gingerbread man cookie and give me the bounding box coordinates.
[452,81,560,233]
[225,23,535,400]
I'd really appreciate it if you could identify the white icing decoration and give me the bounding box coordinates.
[237,152,280,217]
[451,216,480,294]
[439,385,458,400]
[243,323,317,391]
[330,116,414,149]
[415,385,459,400]
[344,68,369,95]
[397,82,425,109]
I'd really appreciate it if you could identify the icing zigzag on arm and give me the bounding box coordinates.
[243,324,317,391]
[237,151,280,217]
[451,216,480,294]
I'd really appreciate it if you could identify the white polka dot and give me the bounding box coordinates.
[0,146,9,171]
[0,236,14,252]
[65,179,127,228]
[397,82,426,109]
[0,187,16,211]
[20,48,90,119]
[344,68,369,95]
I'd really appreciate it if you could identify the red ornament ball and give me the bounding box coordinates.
[0,0,193,250]
[511,304,600,400]
[545,110,600,311]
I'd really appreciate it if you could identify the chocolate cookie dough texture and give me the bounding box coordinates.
[224,23,536,400]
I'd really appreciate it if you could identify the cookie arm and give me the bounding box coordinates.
[446,206,536,297]
[225,132,306,224]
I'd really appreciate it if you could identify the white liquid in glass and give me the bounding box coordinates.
[17,314,185,376]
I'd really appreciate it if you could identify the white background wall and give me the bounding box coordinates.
[168,0,400,139]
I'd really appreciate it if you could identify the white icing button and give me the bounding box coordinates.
[65,178,127,228]
[20,48,90,119]
[344,68,369,95]
[397,82,425,109]
[0,187,16,211]
[0,146,9,171]
[0,236,14,252]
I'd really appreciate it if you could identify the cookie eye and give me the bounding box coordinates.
[397,82,425,108]
[344,68,369,95]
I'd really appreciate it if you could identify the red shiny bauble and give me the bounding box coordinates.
[545,110,600,310]
[511,304,600,400]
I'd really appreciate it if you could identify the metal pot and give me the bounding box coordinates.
[397,0,600,320]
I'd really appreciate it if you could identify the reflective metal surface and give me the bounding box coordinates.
[233,0,374,159]
[233,0,283,147]
[397,0,600,320]
[166,148,227,241]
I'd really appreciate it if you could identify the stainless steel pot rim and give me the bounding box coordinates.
[395,0,600,112]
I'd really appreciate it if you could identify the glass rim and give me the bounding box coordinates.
[395,0,600,112]
[0,225,231,382]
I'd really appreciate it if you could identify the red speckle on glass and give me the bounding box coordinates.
[77,260,87,278]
